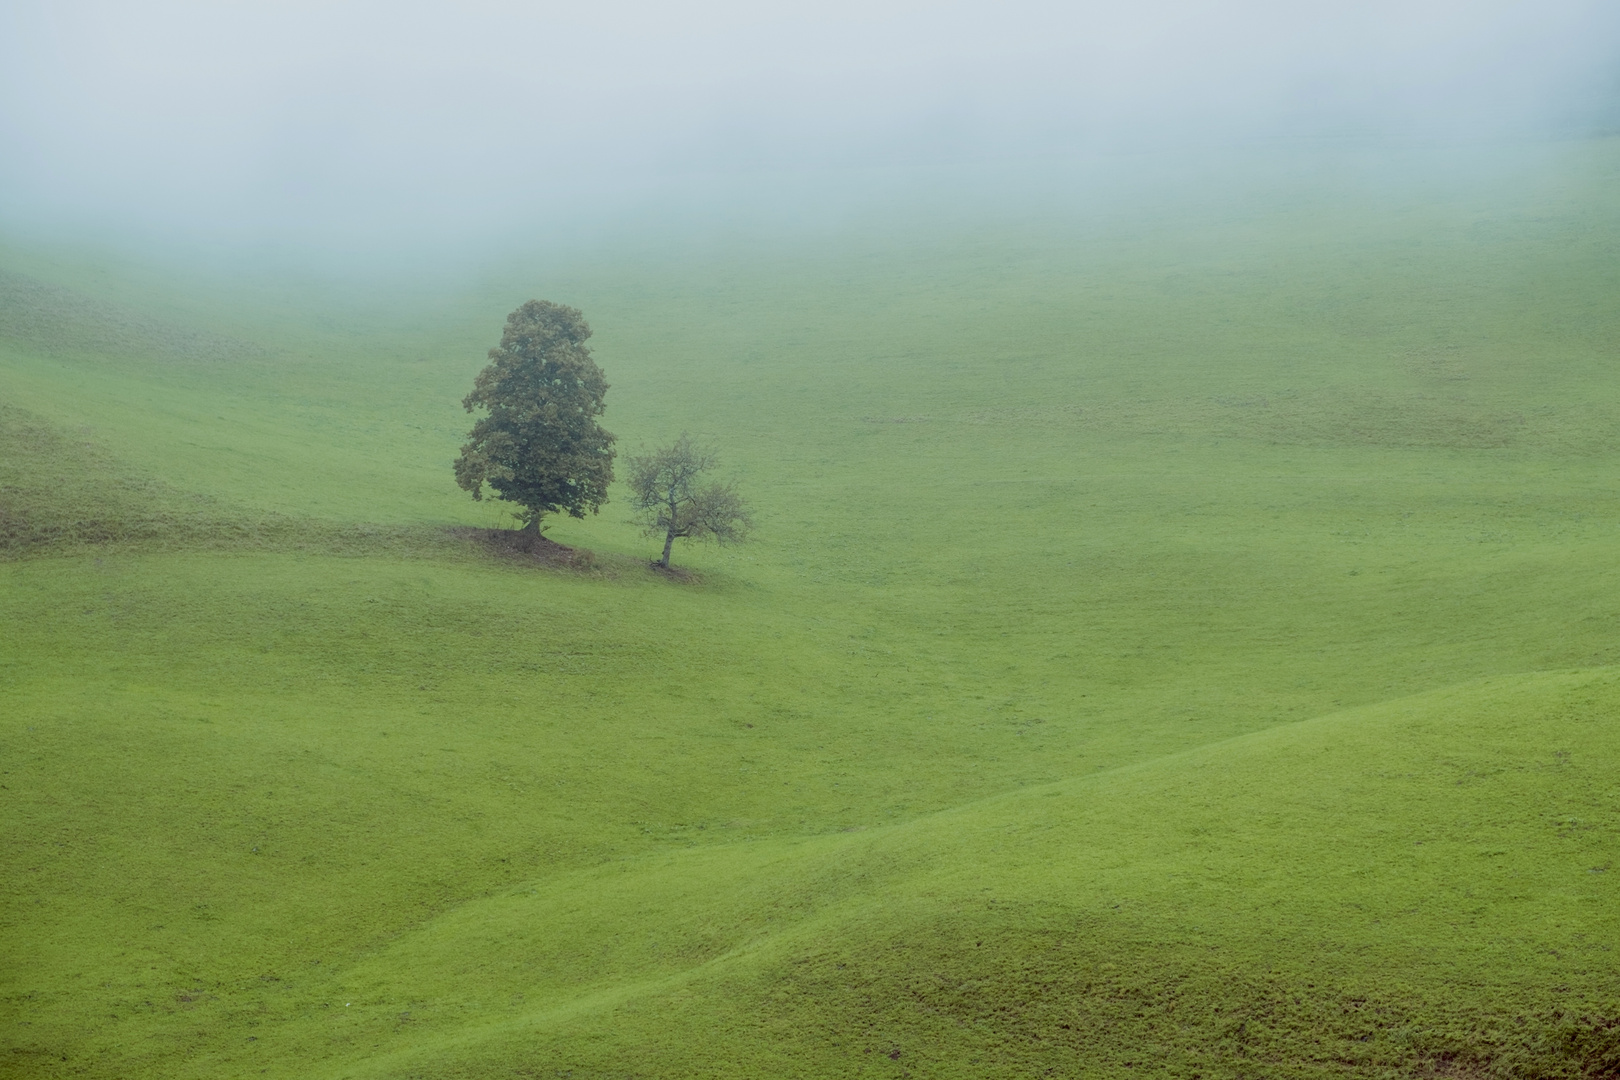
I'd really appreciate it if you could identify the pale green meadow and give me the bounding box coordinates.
[4,140,1620,1077]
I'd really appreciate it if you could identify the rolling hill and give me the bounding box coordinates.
[4,140,1620,1077]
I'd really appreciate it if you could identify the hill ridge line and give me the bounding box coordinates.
[358,664,1617,951]
[299,665,1620,1074]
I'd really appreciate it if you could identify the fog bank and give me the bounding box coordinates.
[1,1,1616,254]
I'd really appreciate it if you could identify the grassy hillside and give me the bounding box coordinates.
[4,140,1620,1077]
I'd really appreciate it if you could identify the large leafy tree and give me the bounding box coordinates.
[627,434,752,568]
[454,300,615,532]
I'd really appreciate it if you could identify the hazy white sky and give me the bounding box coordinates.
[1,1,1615,247]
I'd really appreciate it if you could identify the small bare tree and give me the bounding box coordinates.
[626,434,751,568]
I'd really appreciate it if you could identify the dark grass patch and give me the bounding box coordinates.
[0,402,451,561]
[762,924,1620,1079]
[449,526,601,572]
[0,401,231,555]
[647,560,704,583]
[436,529,711,581]
[1,404,634,575]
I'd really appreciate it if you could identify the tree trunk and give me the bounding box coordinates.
[658,485,679,567]
[523,514,542,534]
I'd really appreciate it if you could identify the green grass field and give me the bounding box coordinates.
[4,140,1620,1078]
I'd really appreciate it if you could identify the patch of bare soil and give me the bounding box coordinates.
[452,527,598,571]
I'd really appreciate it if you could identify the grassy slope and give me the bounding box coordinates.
[3,140,1620,1077]
[342,670,1620,1079]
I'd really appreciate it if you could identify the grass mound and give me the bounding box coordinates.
[0,402,310,555]
[286,671,1618,1079]
[10,663,1614,1078]
[449,526,604,572]
[0,404,515,564]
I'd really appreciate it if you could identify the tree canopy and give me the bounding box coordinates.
[454,300,615,532]
[626,434,751,568]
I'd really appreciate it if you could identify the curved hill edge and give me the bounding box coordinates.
[242,666,1620,1079]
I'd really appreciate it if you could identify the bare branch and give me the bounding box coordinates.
[626,434,752,567]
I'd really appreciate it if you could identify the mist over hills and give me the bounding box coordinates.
[5,4,1620,1077]
[2,0,1618,255]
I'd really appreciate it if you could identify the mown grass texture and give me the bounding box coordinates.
[3,140,1620,1077]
